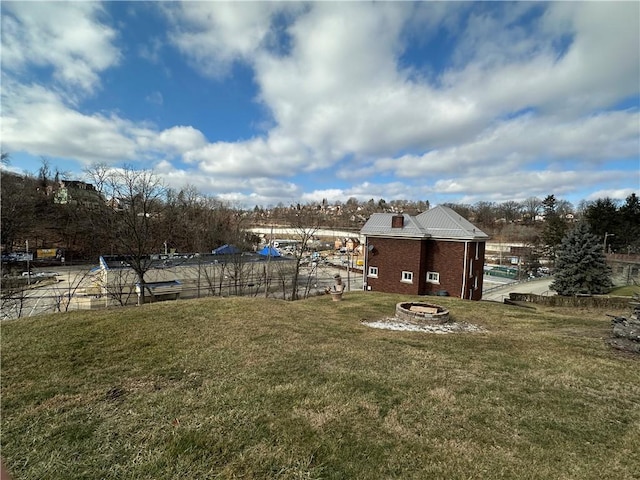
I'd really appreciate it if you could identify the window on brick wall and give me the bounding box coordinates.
[368,266,378,278]
[401,271,413,283]
[426,271,440,284]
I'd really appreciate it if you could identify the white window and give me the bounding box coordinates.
[368,266,378,278]
[426,271,440,284]
[401,271,413,283]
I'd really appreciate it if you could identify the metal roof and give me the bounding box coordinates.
[360,206,488,240]
[360,213,428,238]
[417,206,489,240]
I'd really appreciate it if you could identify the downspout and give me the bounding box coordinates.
[461,241,469,299]
[362,237,368,291]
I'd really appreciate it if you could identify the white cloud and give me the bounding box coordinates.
[433,170,625,198]
[1,82,208,165]
[3,2,637,209]
[586,189,637,203]
[153,160,302,207]
[145,91,164,106]
[444,2,640,117]
[157,126,207,153]
[169,2,637,183]
[345,110,640,179]
[164,2,292,78]
[1,2,120,95]
[1,82,138,162]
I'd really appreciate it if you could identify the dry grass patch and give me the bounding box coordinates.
[2,292,639,479]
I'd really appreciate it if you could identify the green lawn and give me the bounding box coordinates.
[2,293,639,479]
[609,285,640,297]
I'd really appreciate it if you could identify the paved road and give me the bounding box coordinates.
[2,265,96,320]
[482,277,554,302]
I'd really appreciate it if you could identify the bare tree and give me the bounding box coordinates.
[0,278,30,320]
[95,267,138,306]
[103,166,167,305]
[498,201,522,223]
[1,171,37,252]
[522,196,542,224]
[83,162,112,197]
[50,268,101,312]
[281,210,323,300]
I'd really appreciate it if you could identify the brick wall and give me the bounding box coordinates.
[423,240,464,297]
[365,237,425,295]
[366,237,486,300]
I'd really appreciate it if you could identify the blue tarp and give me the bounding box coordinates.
[212,244,241,255]
[258,246,281,257]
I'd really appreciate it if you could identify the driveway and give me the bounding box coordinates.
[482,277,554,303]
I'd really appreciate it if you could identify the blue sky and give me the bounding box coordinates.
[2,1,638,209]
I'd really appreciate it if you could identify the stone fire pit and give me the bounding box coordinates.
[362,301,485,334]
[395,302,450,324]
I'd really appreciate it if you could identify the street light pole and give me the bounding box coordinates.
[603,232,615,254]
[26,240,31,285]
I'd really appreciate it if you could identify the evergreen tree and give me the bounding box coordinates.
[550,222,613,296]
[619,193,640,254]
[541,194,568,264]
[583,197,620,250]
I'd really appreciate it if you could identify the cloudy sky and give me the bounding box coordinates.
[2,1,638,208]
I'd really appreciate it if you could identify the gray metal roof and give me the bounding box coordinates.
[361,206,488,240]
[417,206,489,239]
[360,213,428,238]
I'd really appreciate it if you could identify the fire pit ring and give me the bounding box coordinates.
[395,302,450,324]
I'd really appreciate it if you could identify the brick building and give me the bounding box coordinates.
[360,206,489,300]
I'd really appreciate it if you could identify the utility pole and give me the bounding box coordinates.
[603,232,615,254]
[264,224,273,298]
[26,240,31,285]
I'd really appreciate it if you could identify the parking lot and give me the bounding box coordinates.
[2,260,365,320]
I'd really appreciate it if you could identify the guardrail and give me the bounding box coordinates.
[483,275,552,295]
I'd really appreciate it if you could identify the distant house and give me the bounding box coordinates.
[360,205,489,300]
[53,180,103,208]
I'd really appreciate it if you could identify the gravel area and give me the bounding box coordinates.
[362,318,487,334]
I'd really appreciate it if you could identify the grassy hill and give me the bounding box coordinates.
[2,293,639,479]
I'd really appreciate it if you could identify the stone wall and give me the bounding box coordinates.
[509,293,632,309]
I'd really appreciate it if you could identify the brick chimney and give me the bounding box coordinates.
[391,214,404,228]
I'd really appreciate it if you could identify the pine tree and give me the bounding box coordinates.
[550,222,613,296]
[541,194,568,264]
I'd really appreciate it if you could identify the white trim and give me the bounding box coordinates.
[368,266,378,278]
[401,271,413,283]
[426,271,440,284]
[461,241,469,299]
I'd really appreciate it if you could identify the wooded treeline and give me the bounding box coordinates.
[2,160,639,263]
[1,165,251,262]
